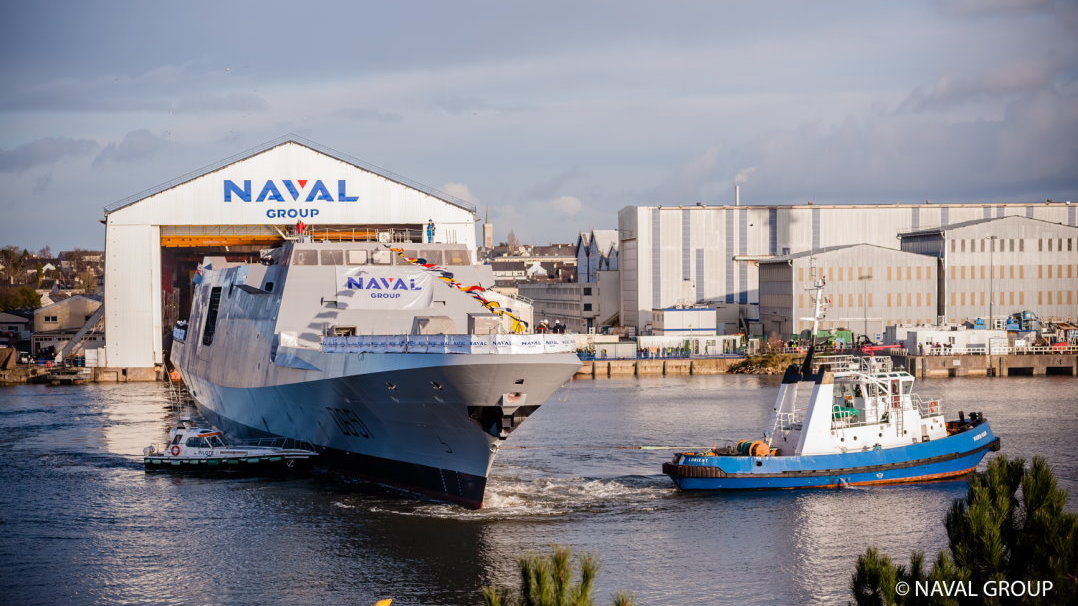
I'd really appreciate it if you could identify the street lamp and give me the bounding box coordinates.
[859,274,872,343]
[984,235,997,329]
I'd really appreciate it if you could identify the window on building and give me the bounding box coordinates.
[1019,239,1024,252]
[44,315,57,322]
[582,287,592,295]
[583,303,593,311]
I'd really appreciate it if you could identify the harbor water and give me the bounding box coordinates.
[1,375,1075,605]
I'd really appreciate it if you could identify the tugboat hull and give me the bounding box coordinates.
[664,422,1001,491]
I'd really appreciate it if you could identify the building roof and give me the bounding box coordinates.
[103,135,477,215]
[758,243,927,263]
[591,229,619,254]
[897,214,1078,238]
[35,293,103,312]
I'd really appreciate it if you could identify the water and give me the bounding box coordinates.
[1,375,1075,605]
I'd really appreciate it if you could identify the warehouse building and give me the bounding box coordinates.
[618,202,1076,332]
[898,215,1078,325]
[100,136,478,378]
[758,244,938,340]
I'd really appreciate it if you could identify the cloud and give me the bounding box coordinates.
[335,106,403,122]
[648,146,725,203]
[932,0,1051,18]
[0,64,267,114]
[0,136,98,172]
[548,195,583,215]
[523,169,587,201]
[734,167,757,185]
[92,129,168,166]
[901,58,1060,112]
[441,181,479,204]
[32,175,51,195]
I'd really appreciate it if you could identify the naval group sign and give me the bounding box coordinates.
[335,268,433,309]
[224,179,359,219]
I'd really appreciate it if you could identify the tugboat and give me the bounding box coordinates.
[662,278,1001,491]
[144,419,318,472]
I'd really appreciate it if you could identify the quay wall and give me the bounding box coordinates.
[575,357,740,378]
[895,353,1078,378]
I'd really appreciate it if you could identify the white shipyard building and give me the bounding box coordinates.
[101,137,480,379]
[618,202,1077,334]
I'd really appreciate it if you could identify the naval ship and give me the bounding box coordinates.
[170,239,580,507]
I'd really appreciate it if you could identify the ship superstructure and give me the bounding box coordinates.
[171,239,580,507]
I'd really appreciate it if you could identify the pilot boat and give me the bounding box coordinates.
[662,279,1001,491]
[143,419,318,471]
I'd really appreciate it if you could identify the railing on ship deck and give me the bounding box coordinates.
[321,333,577,354]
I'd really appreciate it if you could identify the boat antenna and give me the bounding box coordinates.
[801,274,827,376]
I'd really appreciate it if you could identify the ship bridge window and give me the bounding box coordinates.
[320,249,344,265]
[444,249,468,265]
[185,437,209,448]
[372,250,393,265]
[346,250,369,265]
[201,287,223,346]
[293,249,318,265]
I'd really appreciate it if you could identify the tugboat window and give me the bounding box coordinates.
[202,287,223,346]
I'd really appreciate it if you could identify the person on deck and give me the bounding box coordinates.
[426,219,436,243]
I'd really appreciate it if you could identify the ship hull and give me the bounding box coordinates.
[180,351,580,507]
[663,422,1000,491]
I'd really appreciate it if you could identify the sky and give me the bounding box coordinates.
[1,0,1076,251]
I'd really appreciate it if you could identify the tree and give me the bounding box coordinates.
[0,246,32,285]
[0,286,41,311]
[482,545,635,606]
[851,456,1078,605]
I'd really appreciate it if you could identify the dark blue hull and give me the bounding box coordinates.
[663,422,1000,490]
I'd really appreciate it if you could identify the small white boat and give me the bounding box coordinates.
[143,419,318,472]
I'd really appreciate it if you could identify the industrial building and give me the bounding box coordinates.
[618,202,1077,332]
[518,230,620,333]
[100,136,480,378]
[898,215,1078,325]
[758,244,938,340]
[32,294,104,359]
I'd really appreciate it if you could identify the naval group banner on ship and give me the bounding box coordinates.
[335,267,434,309]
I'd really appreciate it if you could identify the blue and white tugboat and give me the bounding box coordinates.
[144,419,318,472]
[662,278,1001,491]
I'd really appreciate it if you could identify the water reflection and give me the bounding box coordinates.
[1,373,1074,606]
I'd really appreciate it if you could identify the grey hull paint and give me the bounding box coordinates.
[180,352,581,479]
